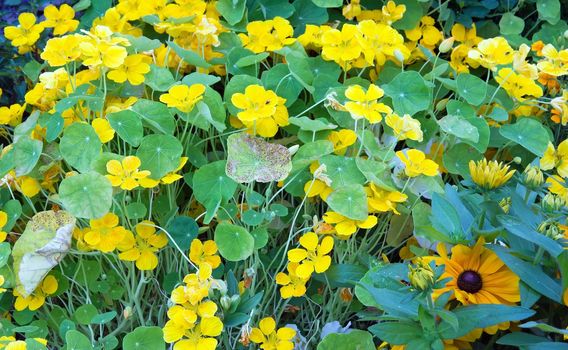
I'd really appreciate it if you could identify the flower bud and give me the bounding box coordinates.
[513,157,522,164]
[408,259,434,291]
[438,37,455,53]
[523,164,544,189]
[538,221,563,240]
[123,306,132,320]
[541,193,566,212]
[435,98,448,112]
[499,197,511,214]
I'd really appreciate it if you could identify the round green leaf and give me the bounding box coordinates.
[383,71,431,116]
[73,305,97,325]
[108,110,144,147]
[317,330,375,350]
[193,160,238,206]
[165,216,198,251]
[214,222,254,261]
[499,118,550,156]
[456,73,487,106]
[499,13,525,35]
[242,210,264,226]
[126,203,147,220]
[443,143,483,176]
[59,172,113,219]
[65,330,93,350]
[326,184,368,221]
[14,137,42,176]
[123,326,165,350]
[59,123,101,173]
[91,311,117,325]
[136,134,183,179]
[251,227,269,249]
[320,155,366,190]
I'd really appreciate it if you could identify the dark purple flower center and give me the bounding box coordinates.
[457,270,482,293]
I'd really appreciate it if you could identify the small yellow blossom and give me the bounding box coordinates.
[540,140,568,178]
[287,232,333,279]
[3,13,44,53]
[239,17,295,53]
[537,44,568,77]
[83,213,129,253]
[366,183,408,215]
[396,149,439,177]
[107,54,152,85]
[249,317,296,350]
[468,37,514,70]
[42,4,79,35]
[276,262,309,299]
[189,239,221,269]
[14,275,58,311]
[160,84,206,113]
[0,211,9,242]
[0,104,26,127]
[344,84,392,124]
[328,129,357,155]
[118,220,168,270]
[495,68,543,101]
[385,113,423,141]
[106,156,152,190]
[323,211,377,238]
[469,159,515,190]
[92,118,115,143]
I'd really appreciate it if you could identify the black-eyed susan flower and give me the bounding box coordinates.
[468,158,515,190]
[118,220,168,271]
[287,232,333,279]
[426,239,520,305]
[249,317,296,350]
[396,149,439,177]
[13,275,58,311]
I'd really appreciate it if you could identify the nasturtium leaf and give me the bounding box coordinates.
[65,330,93,350]
[327,184,368,221]
[22,60,43,83]
[125,203,147,220]
[165,216,198,251]
[236,52,269,68]
[13,137,42,176]
[261,64,303,106]
[392,0,424,30]
[383,71,432,116]
[487,106,509,121]
[193,161,238,222]
[59,123,101,173]
[537,0,560,24]
[227,48,258,76]
[3,199,22,232]
[90,311,117,325]
[456,73,487,106]
[131,99,175,135]
[182,72,221,86]
[499,13,525,35]
[107,110,144,147]
[185,87,227,132]
[286,52,315,93]
[214,222,254,261]
[38,112,64,142]
[251,227,268,249]
[167,41,211,68]
[292,140,334,170]
[499,118,550,156]
[0,243,11,268]
[144,64,175,91]
[216,0,247,25]
[59,172,113,219]
[242,210,264,226]
[438,114,479,143]
[443,143,483,176]
[123,327,165,350]
[320,155,366,189]
[289,117,337,132]
[12,210,76,296]
[257,0,295,19]
[310,0,342,7]
[117,34,161,52]
[317,330,375,350]
[226,133,292,183]
[90,152,123,175]
[290,0,328,34]
[136,134,183,179]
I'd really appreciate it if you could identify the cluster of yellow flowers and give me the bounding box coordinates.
[163,239,223,350]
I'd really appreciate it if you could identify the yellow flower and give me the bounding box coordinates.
[107,54,152,85]
[547,175,568,203]
[396,149,439,177]
[366,183,408,215]
[42,4,79,35]
[322,211,377,238]
[13,275,58,311]
[92,118,115,143]
[381,1,406,24]
[0,275,6,294]
[105,96,138,114]
[405,16,443,47]
[297,24,332,49]
[106,156,152,190]
[468,37,514,70]
[118,220,168,270]
[83,213,129,253]
[425,239,520,305]
[469,158,515,190]
[0,104,25,127]
[160,84,206,113]
[385,113,423,142]
[328,129,357,155]
[287,232,333,279]
[239,17,295,53]
[275,262,309,299]
[321,24,362,68]
[304,162,332,201]
[249,317,296,350]
[40,35,82,67]
[357,20,409,66]
[189,239,221,269]
[231,85,289,137]
[160,157,188,184]
[344,84,392,123]
[16,175,41,197]
[171,265,212,306]
[513,44,538,79]
[537,44,568,77]
[540,140,568,177]
[0,211,8,243]
[79,39,128,69]
[173,316,223,350]
[3,13,44,51]
[342,0,361,20]
[495,68,543,101]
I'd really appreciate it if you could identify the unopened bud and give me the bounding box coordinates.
[499,197,511,214]
[513,157,522,164]
[523,165,544,189]
[123,306,132,320]
[542,193,566,212]
[435,98,448,112]
[408,259,434,291]
[393,49,405,63]
[438,37,455,53]
[538,221,563,240]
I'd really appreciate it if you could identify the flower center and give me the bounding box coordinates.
[457,270,483,293]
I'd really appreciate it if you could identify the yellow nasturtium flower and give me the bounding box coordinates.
[537,44,568,77]
[239,17,295,53]
[323,211,377,238]
[469,159,515,190]
[92,118,115,143]
[171,265,212,306]
[160,84,206,113]
[344,84,392,124]
[107,54,152,86]
[396,149,439,177]
[0,211,9,242]
[495,68,543,101]
[276,262,309,299]
[287,232,333,279]
[42,4,79,35]
[468,37,514,70]
[328,129,357,155]
[13,275,58,311]
[540,140,568,178]
[189,239,221,269]
[3,13,44,53]
[106,156,152,190]
[381,1,406,24]
[321,24,362,68]
[118,220,168,271]
[231,85,289,137]
[385,113,423,142]
[0,104,26,127]
[366,183,408,215]
[249,317,296,350]
[41,35,82,67]
[83,213,129,253]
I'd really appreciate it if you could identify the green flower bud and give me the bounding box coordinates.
[408,259,434,291]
